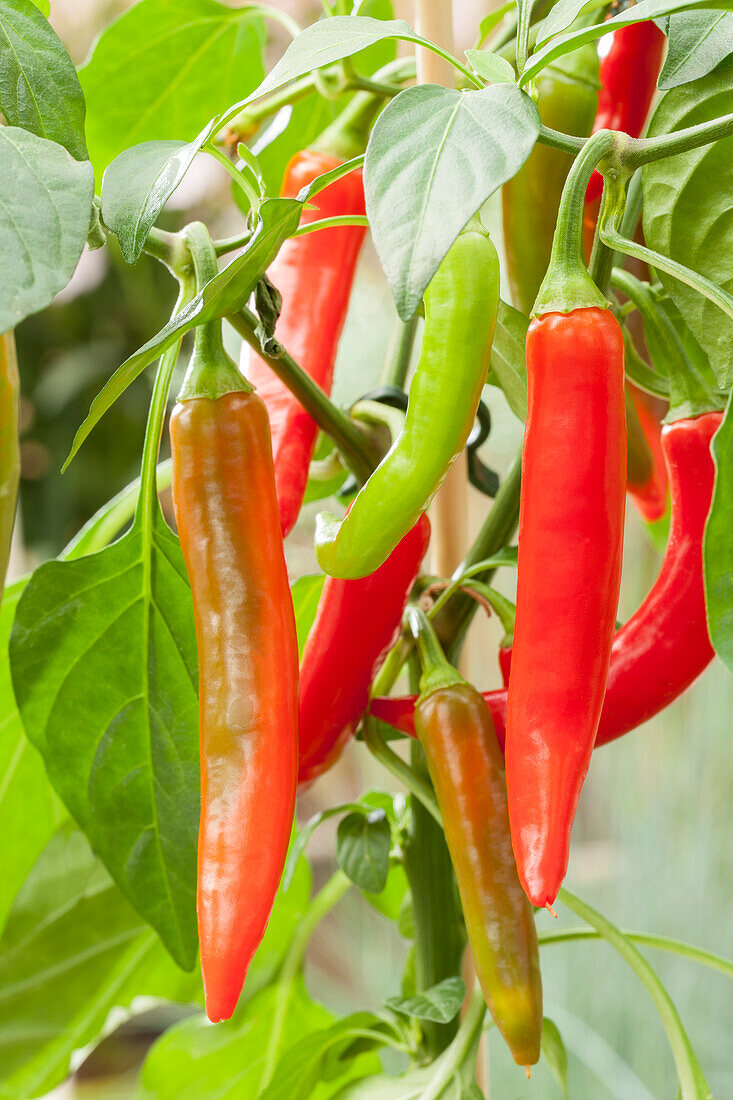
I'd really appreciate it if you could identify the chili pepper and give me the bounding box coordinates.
[586,23,666,205]
[171,226,298,1023]
[299,514,430,787]
[315,224,500,579]
[626,383,669,523]
[372,413,720,750]
[504,307,626,908]
[502,46,599,314]
[408,608,542,1069]
[243,97,377,536]
[0,330,20,601]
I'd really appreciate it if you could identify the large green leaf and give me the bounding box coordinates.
[364,83,539,319]
[139,978,335,1100]
[0,0,87,159]
[659,12,733,89]
[65,197,302,466]
[9,509,200,970]
[0,581,65,935]
[0,826,198,1100]
[704,393,733,672]
[386,977,466,1024]
[643,57,733,389]
[0,127,94,332]
[80,0,265,177]
[101,120,216,265]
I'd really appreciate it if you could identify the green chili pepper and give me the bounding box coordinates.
[315,224,499,579]
[501,45,599,315]
[0,330,20,600]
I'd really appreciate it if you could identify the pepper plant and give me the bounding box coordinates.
[1,0,733,1096]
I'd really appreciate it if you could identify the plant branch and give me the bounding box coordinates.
[228,307,379,484]
[362,718,442,826]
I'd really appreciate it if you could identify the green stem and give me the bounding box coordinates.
[292,214,370,237]
[223,73,317,140]
[407,605,464,696]
[135,269,197,523]
[589,169,631,298]
[434,450,522,663]
[559,888,712,1100]
[601,221,733,344]
[515,0,533,75]
[421,985,486,1100]
[403,736,464,1058]
[362,718,441,825]
[536,124,585,155]
[142,228,192,275]
[260,871,351,1089]
[228,306,378,483]
[534,129,614,314]
[539,927,733,982]
[63,462,173,560]
[611,267,721,419]
[626,111,733,168]
[179,223,250,400]
[206,143,261,211]
[620,326,669,399]
[214,228,254,256]
[380,313,420,389]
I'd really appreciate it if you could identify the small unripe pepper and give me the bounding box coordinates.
[409,609,542,1070]
[315,224,500,579]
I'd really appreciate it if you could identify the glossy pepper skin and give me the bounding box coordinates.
[0,330,20,600]
[171,389,299,1023]
[243,150,366,536]
[505,308,626,909]
[315,228,500,579]
[502,46,599,314]
[416,683,542,1067]
[372,415,719,750]
[299,514,430,787]
[586,24,666,206]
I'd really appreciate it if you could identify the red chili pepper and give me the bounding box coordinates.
[585,23,666,204]
[172,227,298,1023]
[371,414,720,753]
[505,308,626,908]
[626,384,669,523]
[299,514,430,787]
[243,149,366,536]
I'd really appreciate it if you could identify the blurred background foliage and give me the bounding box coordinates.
[8,1,732,1098]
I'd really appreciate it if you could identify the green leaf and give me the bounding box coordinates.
[559,888,713,1100]
[292,573,326,658]
[476,2,514,45]
[364,83,540,319]
[258,1012,387,1100]
[351,0,397,77]
[487,300,528,420]
[0,826,198,1100]
[101,121,216,264]
[541,1017,569,1097]
[30,0,48,11]
[234,16,415,112]
[364,862,409,921]
[337,810,391,894]
[523,0,733,86]
[465,49,515,84]
[65,196,302,466]
[9,510,200,970]
[659,12,733,89]
[0,127,94,332]
[80,0,265,177]
[643,56,733,389]
[0,0,87,159]
[386,977,466,1024]
[138,980,332,1100]
[704,392,733,672]
[0,581,65,934]
[535,0,595,46]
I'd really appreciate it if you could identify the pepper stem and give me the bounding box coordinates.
[533,129,615,316]
[407,606,465,698]
[177,222,252,402]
